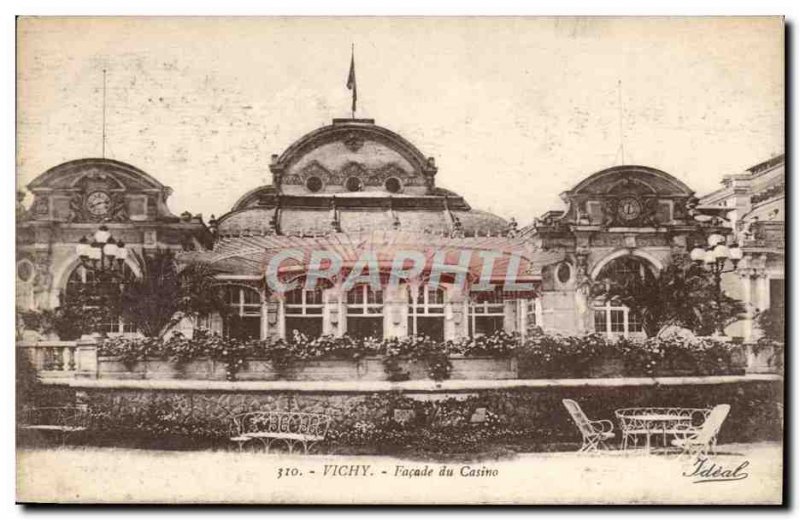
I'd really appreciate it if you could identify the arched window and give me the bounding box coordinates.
[346,285,383,339]
[222,284,261,340]
[65,263,136,334]
[285,287,325,342]
[592,256,652,337]
[408,284,445,341]
[469,286,507,336]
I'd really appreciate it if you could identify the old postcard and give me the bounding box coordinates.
[15,16,784,504]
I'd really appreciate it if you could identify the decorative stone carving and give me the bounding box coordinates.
[32,196,49,217]
[640,197,660,227]
[66,190,128,223]
[600,197,618,228]
[109,192,129,221]
[366,163,417,187]
[32,253,53,291]
[342,132,365,152]
[506,217,519,238]
[575,203,590,225]
[16,191,28,220]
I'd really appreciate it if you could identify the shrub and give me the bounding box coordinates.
[517,332,745,378]
[445,331,520,357]
[97,329,747,381]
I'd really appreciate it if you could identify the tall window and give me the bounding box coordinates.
[769,278,785,313]
[592,256,651,337]
[346,285,383,339]
[285,287,324,342]
[65,263,136,334]
[408,285,445,341]
[593,302,643,336]
[524,298,539,330]
[223,285,261,340]
[470,287,506,336]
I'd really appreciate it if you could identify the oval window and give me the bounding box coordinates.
[384,177,402,194]
[345,176,363,192]
[17,259,34,283]
[556,262,572,284]
[305,176,323,193]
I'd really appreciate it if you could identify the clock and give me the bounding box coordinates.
[86,191,111,216]
[617,197,642,222]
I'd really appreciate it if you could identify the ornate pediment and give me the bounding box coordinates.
[366,163,421,187]
[24,158,176,222]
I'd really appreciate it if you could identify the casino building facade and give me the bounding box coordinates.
[699,154,785,341]
[17,116,778,344]
[181,118,543,342]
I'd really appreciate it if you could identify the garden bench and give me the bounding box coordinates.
[18,406,89,445]
[230,411,332,454]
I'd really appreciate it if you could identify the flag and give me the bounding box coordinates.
[346,47,357,115]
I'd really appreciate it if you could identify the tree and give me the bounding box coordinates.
[54,279,123,340]
[756,305,784,342]
[121,249,229,338]
[592,253,746,337]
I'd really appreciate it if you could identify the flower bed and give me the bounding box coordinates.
[517,333,747,378]
[96,330,748,382]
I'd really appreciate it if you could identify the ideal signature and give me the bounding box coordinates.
[683,457,750,483]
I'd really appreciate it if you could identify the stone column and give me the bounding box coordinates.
[383,284,407,338]
[325,285,346,337]
[277,296,286,339]
[265,297,280,340]
[518,299,527,340]
[446,284,468,340]
[740,271,754,342]
[260,297,269,340]
[573,251,591,334]
[503,299,517,333]
[75,336,98,379]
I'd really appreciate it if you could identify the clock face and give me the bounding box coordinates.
[617,197,642,222]
[86,191,111,216]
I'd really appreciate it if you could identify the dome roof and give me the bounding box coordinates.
[215,119,509,238]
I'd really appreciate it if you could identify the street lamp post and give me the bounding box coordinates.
[74,225,130,336]
[76,225,128,275]
[690,233,743,335]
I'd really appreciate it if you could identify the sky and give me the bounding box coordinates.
[16,17,784,225]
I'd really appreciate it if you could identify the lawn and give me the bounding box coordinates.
[16,442,782,504]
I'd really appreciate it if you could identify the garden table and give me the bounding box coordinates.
[615,409,697,454]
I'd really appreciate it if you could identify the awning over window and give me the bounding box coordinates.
[179,231,565,296]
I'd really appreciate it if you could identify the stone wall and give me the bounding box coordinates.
[37,376,782,453]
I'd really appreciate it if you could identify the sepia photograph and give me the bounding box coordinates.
[14,15,784,505]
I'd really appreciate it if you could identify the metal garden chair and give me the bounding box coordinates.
[671,404,730,459]
[562,399,615,453]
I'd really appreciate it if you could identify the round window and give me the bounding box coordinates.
[17,259,34,283]
[556,262,572,284]
[305,176,323,193]
[384,177,402,194]
[345,176,363,192]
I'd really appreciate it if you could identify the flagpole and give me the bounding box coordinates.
[351,44,355,119]
[347,43,357,119]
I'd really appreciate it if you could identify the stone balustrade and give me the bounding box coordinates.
[18,337,98,379]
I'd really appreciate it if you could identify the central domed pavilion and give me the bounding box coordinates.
[183,118,550,342]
